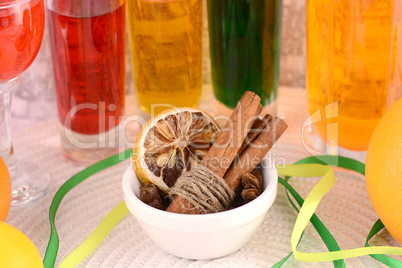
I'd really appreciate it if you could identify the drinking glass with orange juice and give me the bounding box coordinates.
[306,0,400,154]
[127,0,203,115]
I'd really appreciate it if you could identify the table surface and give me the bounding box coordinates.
[7,86,401,267]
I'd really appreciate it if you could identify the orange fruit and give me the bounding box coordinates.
[133,108,220,192]
[0,221,43,268]
[365,98,402,244]
[0,157,11,221]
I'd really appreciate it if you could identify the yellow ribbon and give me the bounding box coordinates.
[59,162,402,266]
[59,201,129,268]
[277,164,402,262]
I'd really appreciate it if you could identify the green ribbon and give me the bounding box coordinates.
[277,163,402,263]
[44,154,402,268]
[365,220,402,267]
[43,149,133,268]
[272,155,402,267]
[272,177,345,268]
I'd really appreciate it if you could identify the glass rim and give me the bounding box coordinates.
[0,0,35,8]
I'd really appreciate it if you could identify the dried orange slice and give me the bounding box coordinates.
[133,108,220,192]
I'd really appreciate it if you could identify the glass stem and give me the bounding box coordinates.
[0,78,21,177]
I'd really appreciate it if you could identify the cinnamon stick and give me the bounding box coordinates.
[166,116,287,214]
[199,92,263,177]
[238,114,272,155]
[224,116,287,191]
[166,91,263,214]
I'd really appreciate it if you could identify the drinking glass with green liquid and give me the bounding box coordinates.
[207,0,282,113]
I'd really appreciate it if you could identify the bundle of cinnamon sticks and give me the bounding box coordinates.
[165,91,287,214]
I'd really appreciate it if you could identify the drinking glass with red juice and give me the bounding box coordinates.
[47,0,126,163]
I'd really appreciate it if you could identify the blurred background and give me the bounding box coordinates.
[11,0,305,131]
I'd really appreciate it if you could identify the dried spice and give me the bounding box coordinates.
[140,183,163,210]
[139,92,287,214]
[241,169,263,203]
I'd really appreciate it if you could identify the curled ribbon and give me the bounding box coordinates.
[277,163,402,263]
[44,154,402,267]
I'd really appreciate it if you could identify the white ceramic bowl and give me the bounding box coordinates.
[122,157,278,260]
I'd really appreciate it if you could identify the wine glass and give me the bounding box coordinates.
[0,0,49,205]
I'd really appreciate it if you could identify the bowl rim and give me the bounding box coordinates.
[122,157,278,223]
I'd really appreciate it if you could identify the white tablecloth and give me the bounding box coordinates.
[7,86,401,267]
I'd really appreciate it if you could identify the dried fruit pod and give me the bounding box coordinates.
[241,169,263,203]
[140,183,163,210]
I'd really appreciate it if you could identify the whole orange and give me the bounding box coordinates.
[0,157,11,221]
[365,98,402,244]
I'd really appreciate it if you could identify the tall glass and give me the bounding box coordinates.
[306,0,396,155]
[47,0,126,163]
[388,0,402,108]
[127,0,203,115]
[0,0,49,205]
[207,0,282,113]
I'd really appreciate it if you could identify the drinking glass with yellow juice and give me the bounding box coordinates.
[306,0,399,152]
[127,0,202,115]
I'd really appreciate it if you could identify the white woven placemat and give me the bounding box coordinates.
[7,87,401,267]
